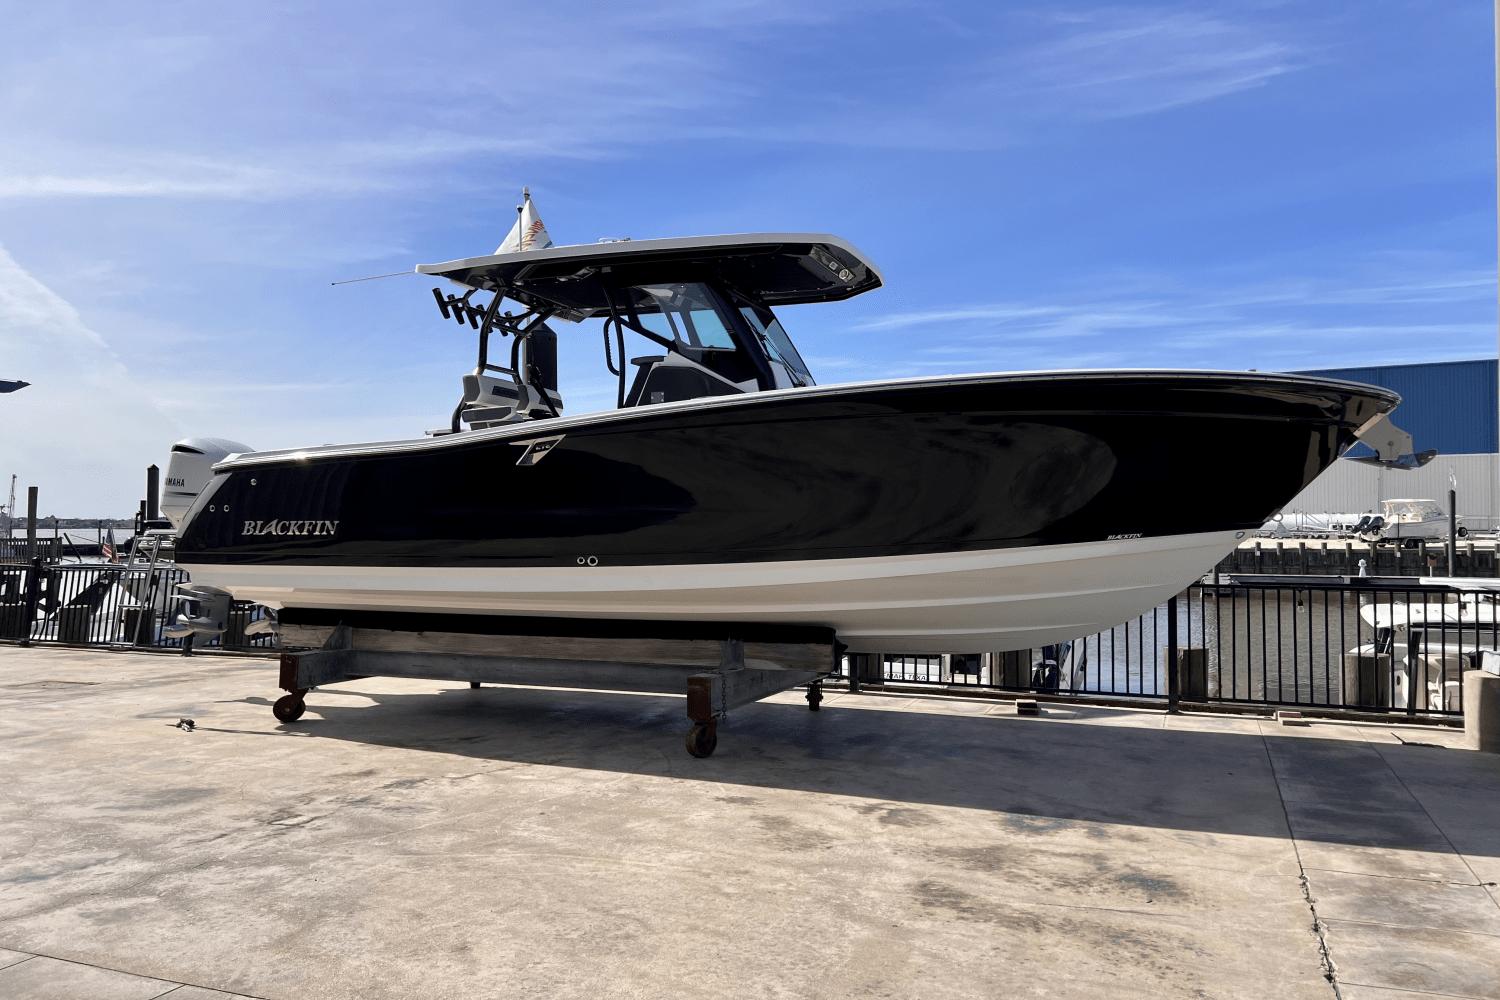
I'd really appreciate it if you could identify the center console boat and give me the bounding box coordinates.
[161,230,1427,752]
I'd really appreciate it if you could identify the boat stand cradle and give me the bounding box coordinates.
[272,617,836,757]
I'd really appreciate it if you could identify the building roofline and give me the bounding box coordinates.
[1292,357,1497,375]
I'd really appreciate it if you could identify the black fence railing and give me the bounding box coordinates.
[846,580,1497,719]
[0,562,273,652]
[4,563,1491,719]
[0,538,65,563]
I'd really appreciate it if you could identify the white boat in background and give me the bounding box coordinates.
[1349,591,1500,712]
[1358,594,1500,631]
[1258,510,1370,538]
[1261,498,1466,545]
[1362,499,1465,544]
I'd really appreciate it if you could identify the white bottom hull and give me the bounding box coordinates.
[183,531,1242,653]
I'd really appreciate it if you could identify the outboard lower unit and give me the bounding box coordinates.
[164,583,234,642]
[162,437,259,644]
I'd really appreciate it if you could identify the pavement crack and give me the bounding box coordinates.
[1302,865,1495,888]
[1297,871,1341,998]
[1262,736,1342,999]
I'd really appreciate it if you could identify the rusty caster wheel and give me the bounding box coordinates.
[685,721,718,758]
[272,694,306,723]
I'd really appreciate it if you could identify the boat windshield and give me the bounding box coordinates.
[604,280,817,393]
[619,283,736,350]
[1382,500,1443,520]
[738,304,814,387]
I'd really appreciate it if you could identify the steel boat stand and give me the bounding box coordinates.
[271,615,838,757]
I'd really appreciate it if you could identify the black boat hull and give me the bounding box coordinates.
[175,371,1397,651]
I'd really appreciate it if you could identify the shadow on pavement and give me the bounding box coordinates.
[251,681,1500,857]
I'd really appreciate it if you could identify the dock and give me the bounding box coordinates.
[1223,534,1500,577]
[1,644,1497,998]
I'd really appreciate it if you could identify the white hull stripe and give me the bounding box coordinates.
[185,531,1243,653]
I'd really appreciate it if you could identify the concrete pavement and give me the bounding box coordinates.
[0,644,1497,998]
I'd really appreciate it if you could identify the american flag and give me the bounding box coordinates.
[494,188,554,254]
[101,528,117,562]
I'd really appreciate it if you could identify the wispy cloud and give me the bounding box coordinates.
[0,135,595,201]
[0,3,1312,197]
[0,244,181,514]
[854,305,1066,331]
[991,9,1305,119]
[724,5,1310,152]
[848,259,1497,373]
[0,4,830,203]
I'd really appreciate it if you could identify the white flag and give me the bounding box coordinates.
[495,188,554,254]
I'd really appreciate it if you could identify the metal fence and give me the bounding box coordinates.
[4,561,1491,719]
[0,561,273,652]
[847,580,1498,720]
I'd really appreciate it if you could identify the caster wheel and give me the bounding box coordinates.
[685,722,718,758]
[273,694,306,723]
[806,685,823,711]
[469,681,482,689]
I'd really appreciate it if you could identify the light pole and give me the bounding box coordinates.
[1450,467,1460,576]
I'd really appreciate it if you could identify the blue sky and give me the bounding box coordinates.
[0,0,1494,514]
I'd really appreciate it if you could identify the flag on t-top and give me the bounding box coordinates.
[495,188,554,254]
[102,527,117,563]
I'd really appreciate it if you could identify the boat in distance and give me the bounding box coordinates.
[164,231,1427,652]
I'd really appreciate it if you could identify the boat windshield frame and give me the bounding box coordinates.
[600,279,781,405]
[727,292,815,388]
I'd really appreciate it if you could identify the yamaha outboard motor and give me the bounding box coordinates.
[160,437,256,646]
[161,437,254,528]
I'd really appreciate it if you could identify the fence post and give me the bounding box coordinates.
[1166,594,1180,713]
[20,557,46,648]
[18,485,39,646]
[24,486,37,556]
[1405,627,1419,718]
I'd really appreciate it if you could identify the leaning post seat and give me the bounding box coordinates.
[459,372,564,427]
[460,373,523,427]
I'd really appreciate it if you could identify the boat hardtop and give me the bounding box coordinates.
[416,232,884,311]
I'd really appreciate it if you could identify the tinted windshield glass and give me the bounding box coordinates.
[629,283,735,349]
[740,306,814,386]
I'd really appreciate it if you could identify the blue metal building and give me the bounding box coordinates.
[1285,359,1498,524]
[1294,359,1498,457]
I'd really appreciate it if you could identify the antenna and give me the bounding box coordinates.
[516,187,527,251]
[329,270,411,287]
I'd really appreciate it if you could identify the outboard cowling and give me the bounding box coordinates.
[161,437,254,527]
